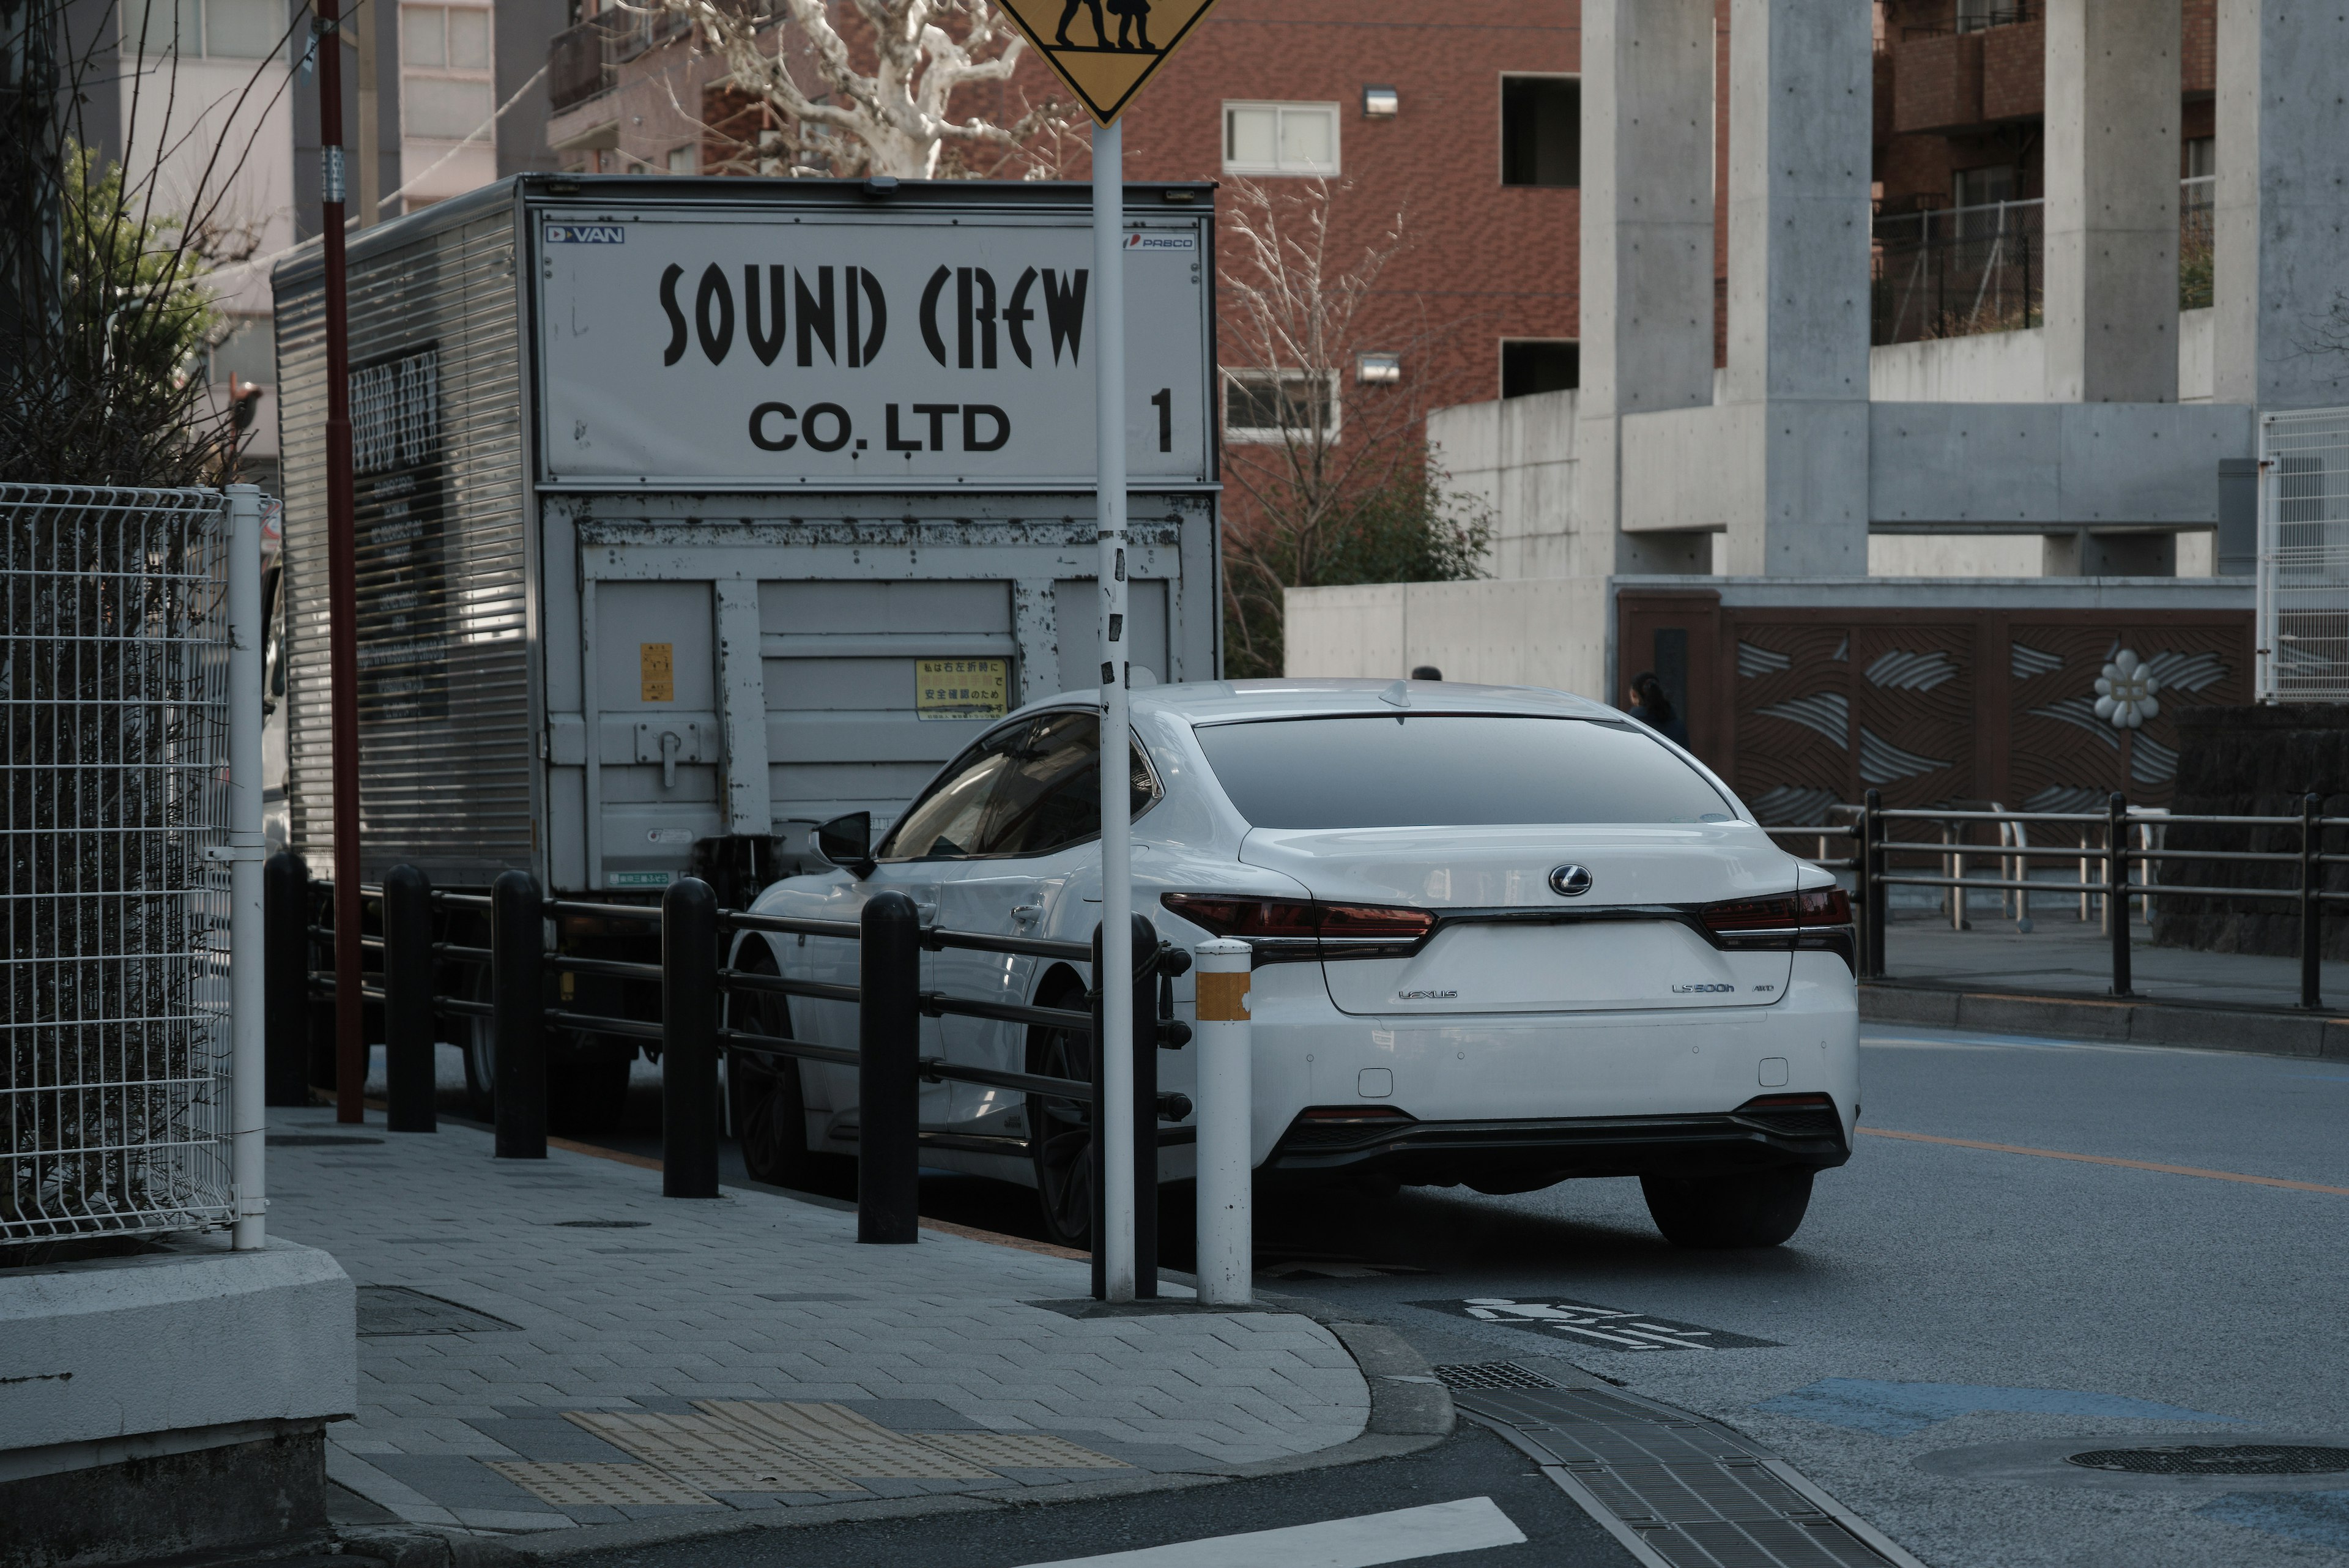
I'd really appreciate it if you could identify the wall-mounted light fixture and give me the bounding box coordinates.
[1356,351,1402,385]
[1362,84,1399,119]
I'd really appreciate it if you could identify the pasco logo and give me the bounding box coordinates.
[1123,232,1197,252]
[544,224,625,244]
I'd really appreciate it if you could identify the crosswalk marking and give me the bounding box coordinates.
[1011,1496,1527,1568]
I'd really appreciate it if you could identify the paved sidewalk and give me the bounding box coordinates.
[1877,918,2349,1011]
[264,1108,1370,1537]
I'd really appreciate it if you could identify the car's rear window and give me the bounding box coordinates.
[1193,715,1737,828]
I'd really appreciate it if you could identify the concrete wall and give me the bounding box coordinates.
[1283,578,1611,699]
[0,1236,355,1476]
[1866,310,2217,403]
[1429,390,1579,580]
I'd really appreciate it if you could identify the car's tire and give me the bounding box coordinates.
[1026,983,1093,1250]
[1640,1167,1814,1249]
[728,940,829,1189]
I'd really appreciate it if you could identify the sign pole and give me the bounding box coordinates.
[1093,117,1135,1303]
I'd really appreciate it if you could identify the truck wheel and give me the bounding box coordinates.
[548,1036,634,1134]
[461,972,495,1121]
[729,941,826,1188]
[1640,1168,1814,1249]
[1026,985,1093,1250]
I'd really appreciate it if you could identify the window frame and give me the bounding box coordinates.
[1221,368,1341,446]
[1498,72,1580,190]
[877,710,1164,864]
[1221,100,1342,178]
[401,1,497,144]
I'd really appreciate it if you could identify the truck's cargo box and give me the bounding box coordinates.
[274,174,1220,894]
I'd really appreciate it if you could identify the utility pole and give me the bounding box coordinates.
[1091,116,1134,1301]
[316,0,365,1122]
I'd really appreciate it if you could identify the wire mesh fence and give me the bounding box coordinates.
[1872,199,2043,346]
[2258,407,2349,703]
[3,483,237,1243]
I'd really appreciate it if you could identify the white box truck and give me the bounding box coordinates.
[272,174,1220,1125]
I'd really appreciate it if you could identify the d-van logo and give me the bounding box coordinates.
[546,224,625,243]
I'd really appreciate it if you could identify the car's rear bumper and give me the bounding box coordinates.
[1265,1102,1850,1186]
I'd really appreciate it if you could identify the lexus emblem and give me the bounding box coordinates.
[1549,864,1593,897]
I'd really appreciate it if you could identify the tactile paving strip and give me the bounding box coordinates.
[692,1402,998,1479]
[915,1430,1133,1471]
[484,1461,718,1507]
[1452,1386,1926,1568]
[565,1411,870,1494]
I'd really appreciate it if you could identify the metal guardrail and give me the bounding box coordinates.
[1764,789,2347,1010]
[265,855,1193,1299]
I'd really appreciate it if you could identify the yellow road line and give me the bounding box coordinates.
[1859,1126,2349,1197]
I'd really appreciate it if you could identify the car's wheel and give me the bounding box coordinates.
[461,964,495,1121]
[1026,984,1093,1250]
[728,939,826,1189]
[1640,1167,1814,1249]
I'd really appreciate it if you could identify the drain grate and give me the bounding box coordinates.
[1434,1362,1563,1392]
[2067,1444,2349,1477]
[357,1285,519,1336]
[1452,1382,1926,1567]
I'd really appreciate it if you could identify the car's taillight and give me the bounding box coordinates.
[1318,903,1437,940]
[1699,887,1850,932]
[1160,894,1320,938]
[1159,894,1436,951]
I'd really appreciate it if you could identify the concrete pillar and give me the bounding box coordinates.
[1574,0,1717,577]
[2213,0,2349,409]
[2041,0,2179,404]
[1719,0,1872,576]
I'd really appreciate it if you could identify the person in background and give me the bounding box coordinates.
[1625,671,1688,746]
[1410,666,1442,682]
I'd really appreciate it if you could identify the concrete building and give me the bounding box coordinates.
[1289,0,2348,822]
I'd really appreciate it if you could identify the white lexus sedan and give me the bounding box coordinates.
[728,678,1859,1251]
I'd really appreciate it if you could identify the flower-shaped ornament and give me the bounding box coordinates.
[2094,650,2161,729]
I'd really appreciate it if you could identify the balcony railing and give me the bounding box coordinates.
[1871,179,2223,346]
[547,8,695,115]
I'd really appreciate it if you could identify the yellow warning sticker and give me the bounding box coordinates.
[640,642,674,703]
[916,658,1009,721]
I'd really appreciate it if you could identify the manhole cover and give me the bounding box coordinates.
[2066,1445,2349,1476]
[357,1285,519,1336]
[267,1135,382,1147]
[1433,1361,1561,1391]
[552,1219,650,1228]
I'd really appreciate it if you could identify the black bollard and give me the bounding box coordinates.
[264,850,313,1106]
[491,869,547,1159]
[858,890,921,1243]
[382,864,436,1132]
[662,877,721,1198]
[1130,913,1160,1300]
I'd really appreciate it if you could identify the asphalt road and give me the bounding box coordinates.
[547,1025,2349,1567]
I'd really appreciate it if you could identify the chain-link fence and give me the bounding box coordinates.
[2257,408,2349,704]
[3,483,239,1243]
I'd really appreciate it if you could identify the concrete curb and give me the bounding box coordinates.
[1861,980,2349,1060]
[331,1283,1452,1565]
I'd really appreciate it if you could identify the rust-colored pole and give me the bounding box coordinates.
[317,0,363,1122]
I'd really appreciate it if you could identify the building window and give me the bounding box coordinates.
[1501,76,1578,188]
[1223,370,1340,444]
[1223,103,1340,177]
[122,0,282,59]
[1951,163,2016,210]
[667,144,697,175]
[1501,340,1578,398]
[403,3,495,141]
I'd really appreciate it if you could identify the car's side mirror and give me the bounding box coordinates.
[814,811,877,879]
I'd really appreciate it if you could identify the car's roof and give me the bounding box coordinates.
[1010,677,1622,726]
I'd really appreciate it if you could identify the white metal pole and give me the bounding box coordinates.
[2256,447,2277,702]
[1093,118,1135,1302]
[1193,939,1252,1306]
[228,484,268,1250]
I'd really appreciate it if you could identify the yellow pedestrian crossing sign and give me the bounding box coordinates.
[996,0,1220,126]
